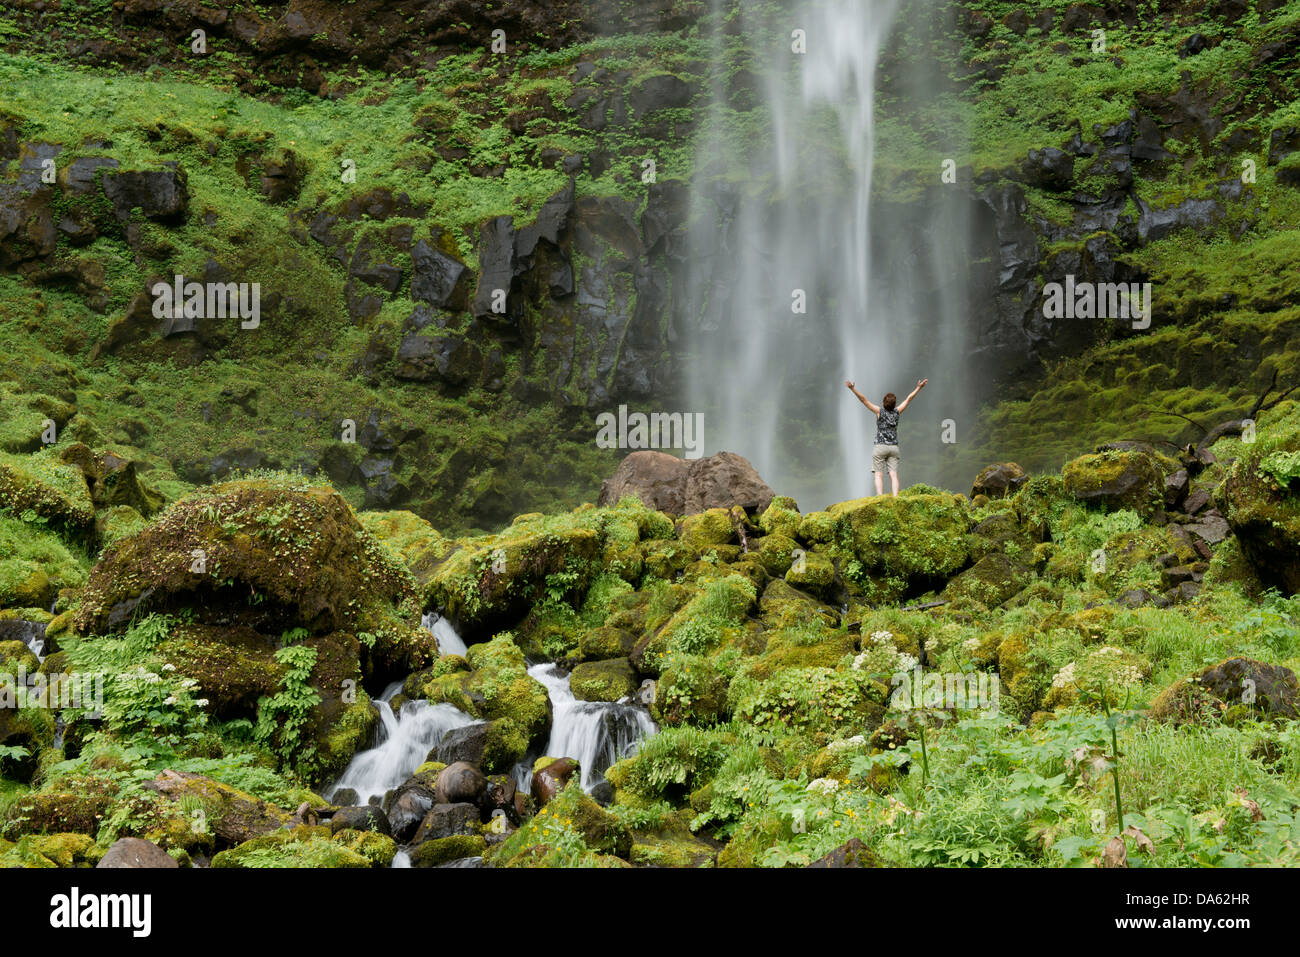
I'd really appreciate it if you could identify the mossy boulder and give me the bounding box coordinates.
[331,827,398,867]
[784,548,836,598]
[0,703,55,784]
[0,832,99,868]
[676,508,736,550]
[970,462,1028,499]
[76,479,425,661]
[758,579,838,632]
[210,825,375,868]
[0,385,73,454]
[629,811,716,867]
[758,495,801,539]
[154,623,287,720]
[653,654,729,725]
[570,657,637,702]
[56,443,163,517]
[1,782,109,836]
[425,514,601,629]
[0,449,95,533]
[141,770,293,847]
[494,781,632,865]
[0,513,88,608]
[1218,451,1300,594]
[460,634,551,741]
[1150,657,1298,725]
[1062,449,1166,515]
[821,494,971,591]
[0,639,39,673]
[743,628,855,681]
[755,532,799,576]
[94,505,149,547]
[578,625,637,662]
[942,554,1032,608]
[357,510,451,587]
[409,833,486,867]
[640,538,692,579]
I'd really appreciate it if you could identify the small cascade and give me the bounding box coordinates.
[519,663,657,793]
[421,611,468,658]
[9,619,47,663]
[328,681,481,806]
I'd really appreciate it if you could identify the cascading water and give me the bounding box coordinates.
[686,0,972,508]
[518,663,656,793]
[329,681,482,806]
[421,611,468,657]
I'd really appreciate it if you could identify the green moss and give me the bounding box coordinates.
[0,514,88,611]
[1062,450,1167,515]
[0,449,94,532]
[570,658,637,702]
[210,825,374,868]
[410,833,486,866]
[332,827,398,867]
[677,509,736,550]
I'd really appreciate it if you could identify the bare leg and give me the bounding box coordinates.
[874,470,884,496]
[890,470,900,496]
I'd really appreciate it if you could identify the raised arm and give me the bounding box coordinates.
[845,380,880,415]
[896,378,928,413]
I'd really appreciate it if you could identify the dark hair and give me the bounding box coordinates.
[883,393,897,411]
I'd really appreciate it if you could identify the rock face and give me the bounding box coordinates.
[597,450,774,516]
[96,837,179,869]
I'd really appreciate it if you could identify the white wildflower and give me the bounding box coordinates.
[1051,662,1078,689]
[807,778,841,795]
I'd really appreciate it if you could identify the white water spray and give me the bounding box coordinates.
[329,682,481,806]
[687,0,971,507]
[521,663,656,792]
[421,610,468,657]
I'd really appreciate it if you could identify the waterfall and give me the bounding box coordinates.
[686,0,972,507]
[519,663,657,793]
[421,610,468,657]
[328,682,482,806]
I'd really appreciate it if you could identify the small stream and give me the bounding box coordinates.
[327,612,657,865]
[514,663,657,794]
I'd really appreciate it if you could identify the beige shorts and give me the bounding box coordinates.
[872,444,900,473]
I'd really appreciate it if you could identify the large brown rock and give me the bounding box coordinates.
[97,837,178,869]
[598,450,688,513]
[433,761,486,805]
[597,450,774,516]
[970,462,1028,499]
[531,757,579,807]
[685,451,774,514]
